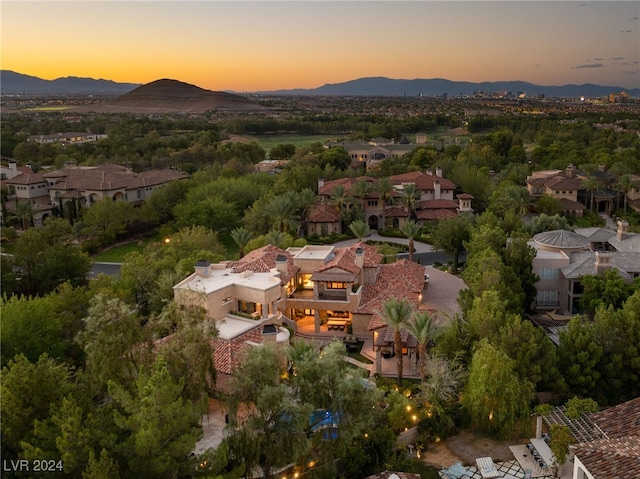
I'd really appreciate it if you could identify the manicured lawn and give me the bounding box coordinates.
[250,134,338,152]
[92,237,157,262]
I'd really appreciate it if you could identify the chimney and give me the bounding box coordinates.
[436,167,443,178]
[434,180,441,200]
[194,260,211,278]
[566,164,576,178]
[355,246,364,285]
[275,254,288,277]
[594,251,613,275]
[426,168,433,176]
[317,178,325,191]
[617,220,629,240]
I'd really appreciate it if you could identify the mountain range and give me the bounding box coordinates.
[2,70,638,98]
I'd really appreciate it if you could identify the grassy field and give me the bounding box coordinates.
[92,236,158,262]
[228,134,339,152]
[24,106,75,111]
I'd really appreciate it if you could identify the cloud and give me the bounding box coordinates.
[629,17,639,21]
[619,30,632,33]
[534,63,541,69]
[593,57,604,61]
[612,57,625,60]
[572,63,605,69]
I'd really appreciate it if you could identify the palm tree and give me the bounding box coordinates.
[231,226,253,258]
[377,297,415,387]
[11,201,36,230]
[581,175,601,212]
[615,174,637,214]
[403,310,438,382]
[268,194,298,234]
[348,219,370,241]
[264,229,286,249]
[399,220,422,262]
[329,184,349,217]
[350,178,372,212]
[399,183,419,219]
[376,177,395,229]
[297,188,318,236]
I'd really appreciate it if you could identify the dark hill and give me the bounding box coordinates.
[77,79,265,113]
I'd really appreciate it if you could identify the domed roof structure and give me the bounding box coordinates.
[533,229,589,250]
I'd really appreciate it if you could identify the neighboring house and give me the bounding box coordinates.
[28,132,107,145]
[323,138,415,171]
[529,220,640,314]
[526,165,586,217]
[43,163,189,209]
[3,163,189,228]
[254,159,288,174]
[526,164,622,216]
[312,169,471,233]
[543,396,640,479]
[2,167,53,227]
[0,161,32,180]
[173,242,426,374]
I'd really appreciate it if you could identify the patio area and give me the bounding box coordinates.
[438,459,552,479]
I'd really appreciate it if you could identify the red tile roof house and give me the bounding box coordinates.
[570,396,640,479]
[312,169,472,234]
[173,242,427,375]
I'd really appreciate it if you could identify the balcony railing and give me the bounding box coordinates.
[318,290,347,301]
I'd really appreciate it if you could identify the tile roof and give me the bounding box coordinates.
[590,396,640,439]
[571,436,640,479]
[5,172,47,185]
[308,202,340,222]
[384,206,409,218]
[316,241,382,274]
[416,209,458,220]
[318,176,377,196]
[544,176,583,190]
[354,259,425,330]
[42,164,188,192]
[417,199,458,209]
[389,171,456,190]
[226,245,298,284]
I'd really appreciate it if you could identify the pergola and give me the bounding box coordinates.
[542,405,606,444]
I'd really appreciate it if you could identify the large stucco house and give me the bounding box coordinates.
[173,242,427,374]
[2,163,188,227]
[310,169,472,234]
[529,220,640,314]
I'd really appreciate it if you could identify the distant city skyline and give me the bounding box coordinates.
[2,1,639,91]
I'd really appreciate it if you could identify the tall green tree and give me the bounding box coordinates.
[558,317,603,399]
[431,214,473,274]
[226,345,310,479]
[109,355,204,479]
[581,175,601,211]
[593,291,640,404]
[377,297,415,387]
[1,354,75,459]
[80,198,137,246]
[462,340,533,439]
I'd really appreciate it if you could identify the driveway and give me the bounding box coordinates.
[421,265,466,324]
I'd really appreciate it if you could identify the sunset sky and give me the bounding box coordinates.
[2,1,639,91]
